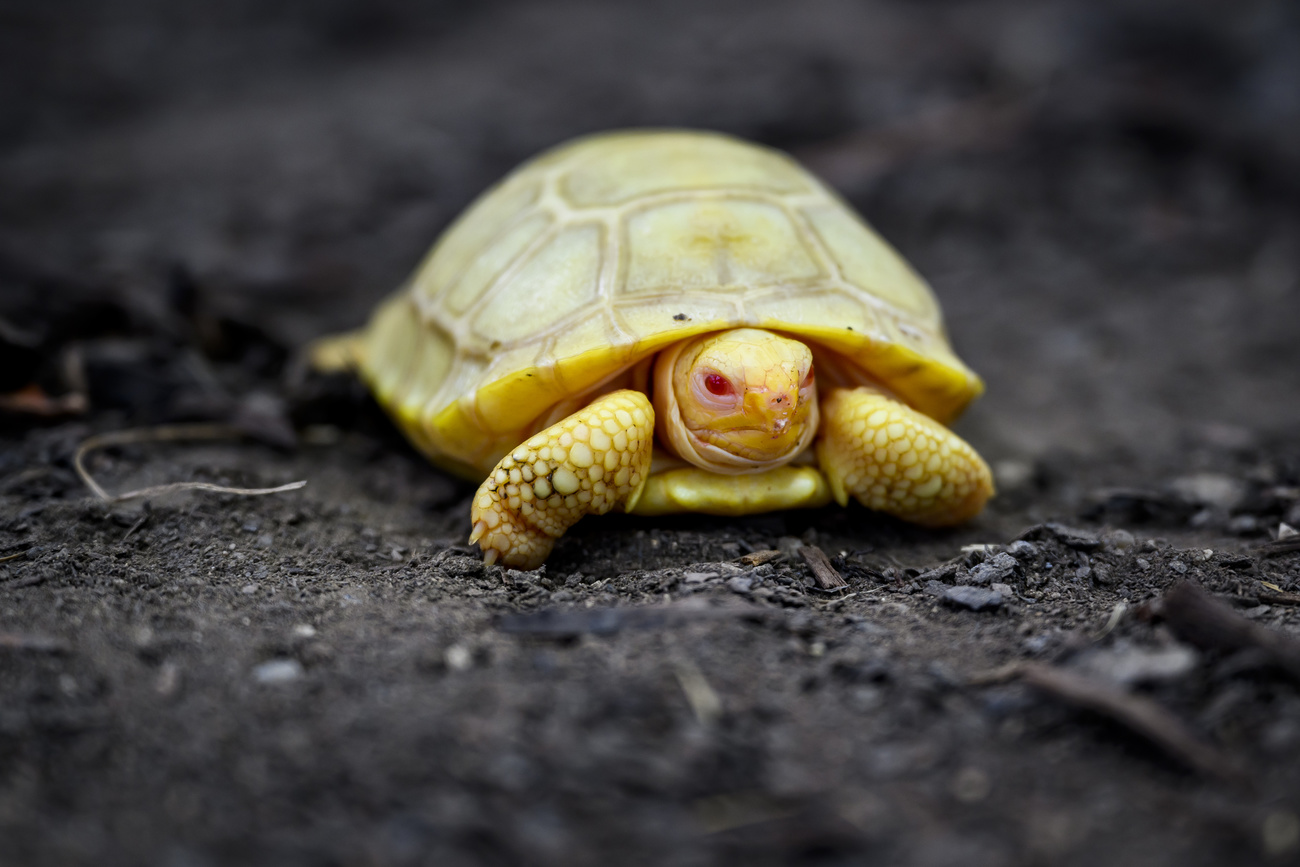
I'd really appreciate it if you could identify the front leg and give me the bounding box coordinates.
[815,386,993,526]
[470,390,654,568]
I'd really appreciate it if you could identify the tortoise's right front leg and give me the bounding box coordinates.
[470,390,654,569]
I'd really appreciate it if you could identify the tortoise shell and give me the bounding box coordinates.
[355,129,982,477]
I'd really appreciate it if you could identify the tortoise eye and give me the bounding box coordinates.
[704,374,734,396]
[801,367,815,389]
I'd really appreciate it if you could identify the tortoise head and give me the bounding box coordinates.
[654,328,819,472]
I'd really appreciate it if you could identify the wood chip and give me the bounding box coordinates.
[737,549,783,566]
[1258,537,1300,557]
[1257,589,1300,607]
[797,545,848,591]
[1017,662,1245,784]
[1158,581,1300,681]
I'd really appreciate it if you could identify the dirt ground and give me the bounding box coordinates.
[3,1,1300,865]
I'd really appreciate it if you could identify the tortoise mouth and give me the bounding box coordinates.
[686,413,810,461]
[689,432,801,465]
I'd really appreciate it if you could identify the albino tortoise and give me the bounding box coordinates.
[316,129,994,568]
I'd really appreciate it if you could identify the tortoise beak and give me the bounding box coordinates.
[741,385,801,442]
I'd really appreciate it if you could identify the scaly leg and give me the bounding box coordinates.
[816,387,993,526]
[470,390,654,569]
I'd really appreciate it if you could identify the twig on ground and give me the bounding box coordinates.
[797,545,849,592]
[1257,589,1300,607]
[737,549,783,567]
[673,657,723,726]
[1093,601,1129,640]
[1017,662,1246,784]
[1258,537,1300,557]
[121,507,151,542]
[1156,581,1300,681]
[74,423,306,503]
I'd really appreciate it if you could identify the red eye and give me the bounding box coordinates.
[704,374,733,396]
[801,367,815,389]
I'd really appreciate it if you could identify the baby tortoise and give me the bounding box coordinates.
[315,130,993,568]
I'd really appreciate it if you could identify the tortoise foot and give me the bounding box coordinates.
[816,387,994,526]
[470,389,654,568]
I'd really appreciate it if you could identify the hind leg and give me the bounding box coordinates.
[470,390,654,569]
[815,387,993,525]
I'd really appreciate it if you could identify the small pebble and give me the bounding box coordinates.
[241,584,258,595]
[444,645,473,671]
[968,553,1018,585]
[1228,515,1260,535]
[726,576,754,594]
[1102,529,1135,552]
[941,586,1003,612]
[993,459,1034,493]
[253,659,303,685]
[1005,540,1038,560]
[155,662,181,696]
[1169,473,1245,510]
[1263,811,1300,858]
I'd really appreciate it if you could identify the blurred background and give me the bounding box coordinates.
[2,0,1298,472]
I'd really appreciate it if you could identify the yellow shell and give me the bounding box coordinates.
[354,129,982,479]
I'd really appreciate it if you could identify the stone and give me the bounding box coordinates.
[967,553,1019,586]
[252,659,303,685]
[1169,473,1246,510]
[941,586,1004,612]
[726,576,754,594]
[1005,540,1039,560]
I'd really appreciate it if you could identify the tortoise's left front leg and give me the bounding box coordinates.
[470,390,654,569]
[816,386,994,526]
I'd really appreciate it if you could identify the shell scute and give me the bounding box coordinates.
[621,198,823,295]
[802,203,937,321]
[416,178,540,303]
[471,223,604,344]
[437,212,551,315]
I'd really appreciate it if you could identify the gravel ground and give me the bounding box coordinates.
[3,2,1300,865]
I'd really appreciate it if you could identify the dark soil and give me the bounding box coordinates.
[3,2,1300,865]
